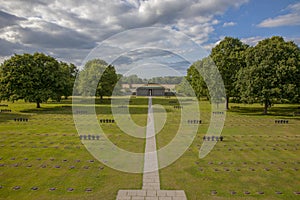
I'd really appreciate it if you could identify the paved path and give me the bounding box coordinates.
[116,97,187,200]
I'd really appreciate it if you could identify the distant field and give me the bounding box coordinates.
[0,97,299,200]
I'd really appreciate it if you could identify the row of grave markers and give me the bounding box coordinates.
[8,118,293,125]
[0,186,298,196]
[2,163,298,171]
[0,157,97,162]
[0,109,11,113]
[79,135,100,140]
[75,110,88,114]
[14,118,28,122]
[1,144,298,151]
[174,105,183,109]
[3,186,95,192]
[203,136,223,141]
[188,119,202,124]
[213,111,225,114]
[3,145,298,151]
[198,160,300,165]
[199,168,299,173]
[275,119,289,124]
[209,190,300,195]
[2,156,298,165]
[0,164,105,170]
[99,119,115,123]
[197,166,299,172]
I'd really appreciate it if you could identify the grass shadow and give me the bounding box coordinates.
[20,106,73,115]
[18,105,173,115]
[0,113,33,123]
[229,104,300,118]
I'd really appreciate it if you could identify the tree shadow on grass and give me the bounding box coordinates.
[5,96,176,116]
[0,113,32,123]
[18,105,172,115]
[229,105,300,119]
[47,96,182,106]
[20,106,73,115]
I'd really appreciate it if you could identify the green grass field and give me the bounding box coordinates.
[0,97,299,200]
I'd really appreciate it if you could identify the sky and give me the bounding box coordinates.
[0,0,299,77]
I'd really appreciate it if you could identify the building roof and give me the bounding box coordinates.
[136,84,166,89]
[122,83,176,89]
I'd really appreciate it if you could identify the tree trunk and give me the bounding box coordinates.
[100,95,103,100]
[36,101,41,108]
[226,96,229,110]
[263,100,268,114]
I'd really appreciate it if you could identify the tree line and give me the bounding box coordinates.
[0,53,181,108]
[178,36,300,114]
[0,53,78,108]
[1,36,299,113]
[0,53,184,108]
[0,55,122,107]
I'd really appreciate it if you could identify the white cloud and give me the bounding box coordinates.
[202,36,225,51]
[258,2,300,27]
[241,36,300,47]
[222,21,236,27]
[0,56,11,64]
[0,0,249,65]
[203,35,300,52]
[287,37,300,45]
[241,36,265,46]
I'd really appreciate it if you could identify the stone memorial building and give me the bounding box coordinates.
[136,84,167,96]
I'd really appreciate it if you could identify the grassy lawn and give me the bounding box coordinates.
[0,97,299,199]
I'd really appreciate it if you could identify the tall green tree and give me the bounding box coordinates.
[77,59,118,99]
[0,53,74,108]
[97,65,118,99]
[113,74,124,96]
[185,57,226,103]
[186,61,208,99]
[76,59,106,96]
[211,37,249,109]
[58,62,78,100]
[176,78,194,97]
[236,36,300,114]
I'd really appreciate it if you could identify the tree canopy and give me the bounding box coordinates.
[211,36,249,109]
[76,59,118,99]
[57,62,78,100]
[97,65,118,99]
[236,36,300,114]
[0,53,77,108]
[185,36,300,114]
[185,61,208,99]
[176,78,195,97]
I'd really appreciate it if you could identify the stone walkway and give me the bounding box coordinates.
[116,97,187,200]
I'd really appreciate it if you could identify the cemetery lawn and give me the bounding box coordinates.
[0,97,300,200]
